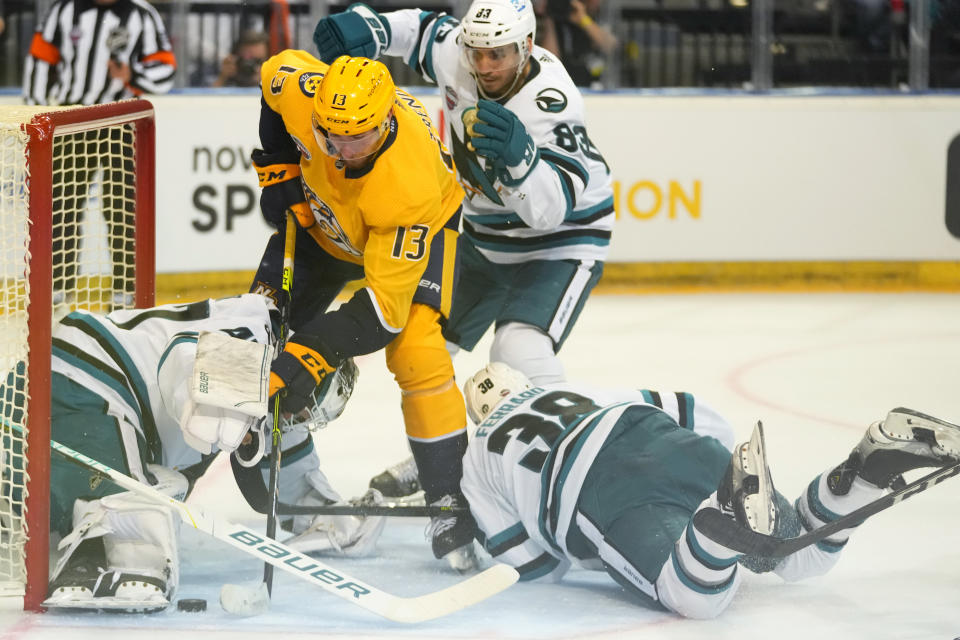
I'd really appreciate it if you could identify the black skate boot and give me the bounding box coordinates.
[426,493,478,572]
[369,456,424,505]
[828,407,960,494]
[716,421,779,536]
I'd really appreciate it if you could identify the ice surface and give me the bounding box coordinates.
[2,292,958,639]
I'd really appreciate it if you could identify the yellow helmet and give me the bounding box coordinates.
[313,56,396,136]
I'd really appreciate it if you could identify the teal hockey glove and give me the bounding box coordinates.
[471,99,539,186]
[312,3,390,63]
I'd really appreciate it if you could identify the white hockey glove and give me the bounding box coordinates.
[180,400,263,455]
[286,488,386,558]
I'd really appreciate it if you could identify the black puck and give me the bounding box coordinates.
[177,598,207,612]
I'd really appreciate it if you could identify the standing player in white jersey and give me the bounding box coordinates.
[459,363,960,618]
[0,294,380,613]
[311,0,615,501]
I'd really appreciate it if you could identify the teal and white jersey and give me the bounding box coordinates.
[379,9,615,264]
[51,294,274,470]
[461,384,734,581]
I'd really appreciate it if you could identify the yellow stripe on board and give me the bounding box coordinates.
[154,261,960,305]
[598,261,960,294]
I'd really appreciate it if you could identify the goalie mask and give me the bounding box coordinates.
[281,358,359,432]
[463,362,532,424]
[459,0,536,99]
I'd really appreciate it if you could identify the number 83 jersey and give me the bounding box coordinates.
[461,383,735,581]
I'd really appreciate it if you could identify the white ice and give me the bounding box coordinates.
[2,292,958,639]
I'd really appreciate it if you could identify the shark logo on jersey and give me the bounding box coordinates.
[302,182,362,257]
[298,72,325,97]
[535,88,568,113]
[450,127,504,205]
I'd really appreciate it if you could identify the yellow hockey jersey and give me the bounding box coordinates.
[259,50,463,330]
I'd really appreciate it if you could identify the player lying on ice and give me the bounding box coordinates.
[1,294,383,613]
[453,363,960,618]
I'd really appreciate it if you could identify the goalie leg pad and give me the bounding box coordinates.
[46,466,185,611]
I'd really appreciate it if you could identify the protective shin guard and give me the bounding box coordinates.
[656,518,740,619]
[774,469,883,582]
[409,432,469,504]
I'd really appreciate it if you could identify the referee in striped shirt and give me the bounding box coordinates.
[22,0,175,308]
[23,0,176,105]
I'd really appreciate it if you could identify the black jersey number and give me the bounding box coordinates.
[391,224,429,260]
[486,390,600,472]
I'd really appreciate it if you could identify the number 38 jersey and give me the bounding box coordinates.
[461,384,735,581]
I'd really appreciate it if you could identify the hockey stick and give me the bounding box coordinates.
[230,453,468,517]
[40,431,519,622]
[263,211,297,595]
[692,459,960,558]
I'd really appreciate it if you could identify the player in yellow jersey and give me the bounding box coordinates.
[248,53,476,569]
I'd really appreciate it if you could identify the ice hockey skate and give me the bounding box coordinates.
[369,456,425,506]
[43,538,170,613]
[716,421,778,536]
[828,407,960,494]
[427,493,479,572]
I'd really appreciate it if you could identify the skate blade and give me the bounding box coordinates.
[445,542,479,573]
[739,421,777,536]
[382,490,426,507]
[884,408,960,459]
[43,595,168,613]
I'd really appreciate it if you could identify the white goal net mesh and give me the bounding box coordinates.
[0,104,143,599]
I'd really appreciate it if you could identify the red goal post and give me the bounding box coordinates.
[0,100,156,611]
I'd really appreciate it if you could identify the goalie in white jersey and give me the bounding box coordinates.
[460,363,960,619]
[1,294,380,613]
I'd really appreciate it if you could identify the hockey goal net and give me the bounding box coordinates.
[0,101,156,610]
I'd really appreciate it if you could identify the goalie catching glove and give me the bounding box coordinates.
[467,99,539,187]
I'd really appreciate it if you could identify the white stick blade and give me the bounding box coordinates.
[220,582,270,617]
[385,564,520,623]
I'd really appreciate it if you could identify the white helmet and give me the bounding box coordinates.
[463,362,532,424]
[459,0,536,99]
[281,358,359,432]
[460,0,536,50]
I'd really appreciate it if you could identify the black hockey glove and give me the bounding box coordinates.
[269,340,337,415]
[252,148,308,228]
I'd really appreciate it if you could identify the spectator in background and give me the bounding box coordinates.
[212,30,270,87]
[538,0,617,88]
[0,0,5,37]
[22,0,175,309]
